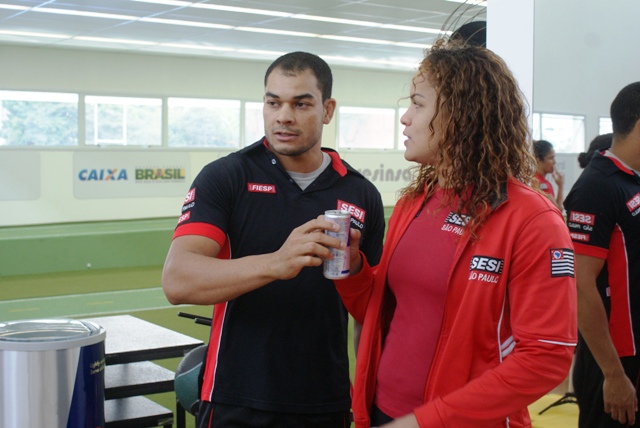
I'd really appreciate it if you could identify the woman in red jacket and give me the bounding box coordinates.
[335,40,577,428]
[533,139,564,210]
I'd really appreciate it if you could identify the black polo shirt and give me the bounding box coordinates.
[564,150,640,357]
[174,139,385,413]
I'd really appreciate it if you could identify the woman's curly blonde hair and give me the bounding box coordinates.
[400,39,537,238]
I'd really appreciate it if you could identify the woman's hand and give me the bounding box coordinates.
[552,168,564,189]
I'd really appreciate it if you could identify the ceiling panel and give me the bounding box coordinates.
[0,0,487,70]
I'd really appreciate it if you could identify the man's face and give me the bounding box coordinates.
[263,68,335,158]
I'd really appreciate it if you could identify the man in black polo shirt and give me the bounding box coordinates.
[565,81,640,427]
[162,52,385,427]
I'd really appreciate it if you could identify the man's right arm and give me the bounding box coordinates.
[575,253,638,425]
[162,218,345,305]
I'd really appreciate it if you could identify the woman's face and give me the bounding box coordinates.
[400,74,443,165]
[539,149,556,174]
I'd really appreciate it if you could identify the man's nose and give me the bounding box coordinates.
[277,104,294,123]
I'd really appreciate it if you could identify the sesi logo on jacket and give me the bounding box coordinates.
[468,255,504,284]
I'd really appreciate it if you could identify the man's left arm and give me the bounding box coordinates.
[575,254,638,425]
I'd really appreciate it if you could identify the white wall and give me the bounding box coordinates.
[534,0,640,146]
[532,0,640,196]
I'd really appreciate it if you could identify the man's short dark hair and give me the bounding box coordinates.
[610,81,640,137]
[450,20,486,48]
[264,52,333,102]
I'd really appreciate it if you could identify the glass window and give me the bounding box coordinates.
[0,91,78,146]
[599,117,613,135]
[531,112,541,140]
[538,113,585,153]
[244,102,264,146]
[168,98,240,147]
[338,107,395,149]
[85,96,161,146]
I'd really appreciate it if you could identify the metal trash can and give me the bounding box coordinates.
[0,318,106,428]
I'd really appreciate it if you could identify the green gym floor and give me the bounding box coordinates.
[0,266,577,427]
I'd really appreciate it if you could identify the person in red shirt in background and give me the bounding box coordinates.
[533,139,564,210]
[333,39,577,428]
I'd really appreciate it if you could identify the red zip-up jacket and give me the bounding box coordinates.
[336,178,577,428]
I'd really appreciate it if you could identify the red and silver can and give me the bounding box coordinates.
[323,210,351,279]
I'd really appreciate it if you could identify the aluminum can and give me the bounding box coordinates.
[323,210,351,279]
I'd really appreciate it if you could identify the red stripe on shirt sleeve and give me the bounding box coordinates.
[608,226,636,356]
[201,301,227,401]
[173,222,227,247]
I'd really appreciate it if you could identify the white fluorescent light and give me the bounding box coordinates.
[292,15,379,27]
[134,0,292,17]
[140,17,233,30]
[322,55,417,69]
[35,7,137,20]
[237,48,286,56]
[130,0,190,6]
[236,27,318,38]
[189,3,292,17]
[0,5,28,11]
[445,0,487,6]
[131,1,444,35]
[74,36,156,45]
[294,15,443,35]
[0,30,70,39]
[319,35,394,45]
[381,24,447,35]
[160,43,235,52]
[323,55,368,64]
[394,42,429,49]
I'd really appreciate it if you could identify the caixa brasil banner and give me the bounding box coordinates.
[73,151,190,199]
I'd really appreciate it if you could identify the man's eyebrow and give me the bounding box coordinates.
[264,92,316,100]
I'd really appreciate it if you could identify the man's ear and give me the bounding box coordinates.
[323,98,337,125]
[633,118,640,137]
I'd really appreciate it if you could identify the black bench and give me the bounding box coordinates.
[85,315,203,428]
[105,361,187,428]
[105,396,173,428]
[106,361,175,399]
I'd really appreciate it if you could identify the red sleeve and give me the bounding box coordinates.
[333,253,375,324]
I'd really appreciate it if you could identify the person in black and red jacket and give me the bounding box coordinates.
[162,52,385,428]
[565,81,640,428]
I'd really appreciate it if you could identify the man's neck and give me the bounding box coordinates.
[274,147,325,173]
[610,135,640,172]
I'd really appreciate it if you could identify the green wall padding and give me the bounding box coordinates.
[0,218,177,277]
[0,208,394,277]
